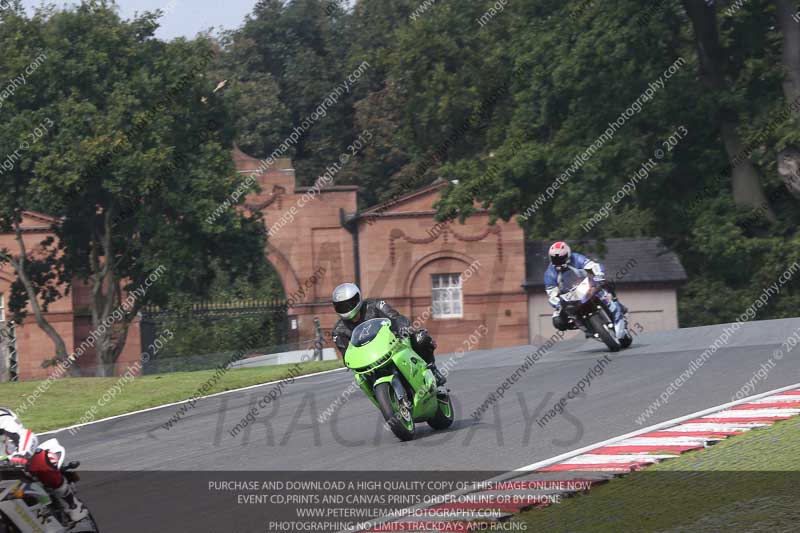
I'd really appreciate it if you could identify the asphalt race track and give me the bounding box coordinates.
[52,317,800,531]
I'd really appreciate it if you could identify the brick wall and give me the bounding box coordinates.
[236,146,531,355]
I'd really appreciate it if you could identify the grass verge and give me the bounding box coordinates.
[0,360,343,432]
[513,417,800,532]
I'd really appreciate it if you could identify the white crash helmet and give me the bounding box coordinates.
[332,283,363,320]
[548,241,571,271]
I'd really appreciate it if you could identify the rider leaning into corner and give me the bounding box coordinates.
[0,407,89,524]
[331,283,447,386]
[545,241,629,337]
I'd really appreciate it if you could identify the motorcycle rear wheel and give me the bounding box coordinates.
[375,382,415,441]
[588,313,621,352]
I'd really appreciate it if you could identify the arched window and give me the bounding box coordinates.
[431,274,463,319]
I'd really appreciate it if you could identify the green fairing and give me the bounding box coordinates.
[344,319,448,435]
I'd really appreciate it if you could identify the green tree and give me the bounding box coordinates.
[221,0,355,182]
[155,0,800,329]
[422,0,799,326]
[0,1,266,376]
[156,259,285,361]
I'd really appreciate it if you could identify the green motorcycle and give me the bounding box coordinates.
[344,318,454,441]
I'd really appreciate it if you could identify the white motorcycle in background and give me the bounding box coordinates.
[0,440,99,533]
[559,275,632,352]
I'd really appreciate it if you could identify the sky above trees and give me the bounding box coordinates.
[18,0,264,39]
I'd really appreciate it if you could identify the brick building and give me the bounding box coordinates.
[0,149,686,380]
[235,148,686,355]
[234,148,529,354]
[0,212,141,381]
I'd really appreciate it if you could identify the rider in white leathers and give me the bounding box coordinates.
[0,407,89,523]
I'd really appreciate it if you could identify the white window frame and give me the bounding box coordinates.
[431,273,463,319]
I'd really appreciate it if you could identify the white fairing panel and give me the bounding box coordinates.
[0,498,64,532]
[38,438,66,469]
[560,277,593,303]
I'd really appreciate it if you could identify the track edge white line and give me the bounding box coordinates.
[38,366,347,437]
[344,380,800,533]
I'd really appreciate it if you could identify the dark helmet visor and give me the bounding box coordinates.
[333,293,361,315]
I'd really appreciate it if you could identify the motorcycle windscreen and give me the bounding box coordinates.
[560,273,592,302]
[350,318,391,347]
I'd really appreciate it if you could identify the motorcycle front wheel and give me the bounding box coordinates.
[588,313,621,352]
[427,391,454,430]
[620,333,633,349]
[59,509,100,532]
[72,512,101,533]
[375,382,415,441]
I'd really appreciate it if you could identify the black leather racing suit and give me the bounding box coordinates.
[331,299,437,365]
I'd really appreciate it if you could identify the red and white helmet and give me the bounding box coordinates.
[548,241,571,271]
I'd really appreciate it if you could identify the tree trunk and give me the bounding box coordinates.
[88,206,144,377]
[720,121,779,218]
[776,0,800,105]
[683,0,777,218]
[8,221,81,376]
[774,0,800,199]
[90,207,121,376]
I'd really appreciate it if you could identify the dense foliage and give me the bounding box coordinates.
[0,1,266,374]
[215,0,800,327]
[2,0,798,374]
[155,260,286,361]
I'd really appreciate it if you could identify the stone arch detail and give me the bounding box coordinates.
[265,242,302,300]
[388,224,502,266]
[403,250,479,296]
